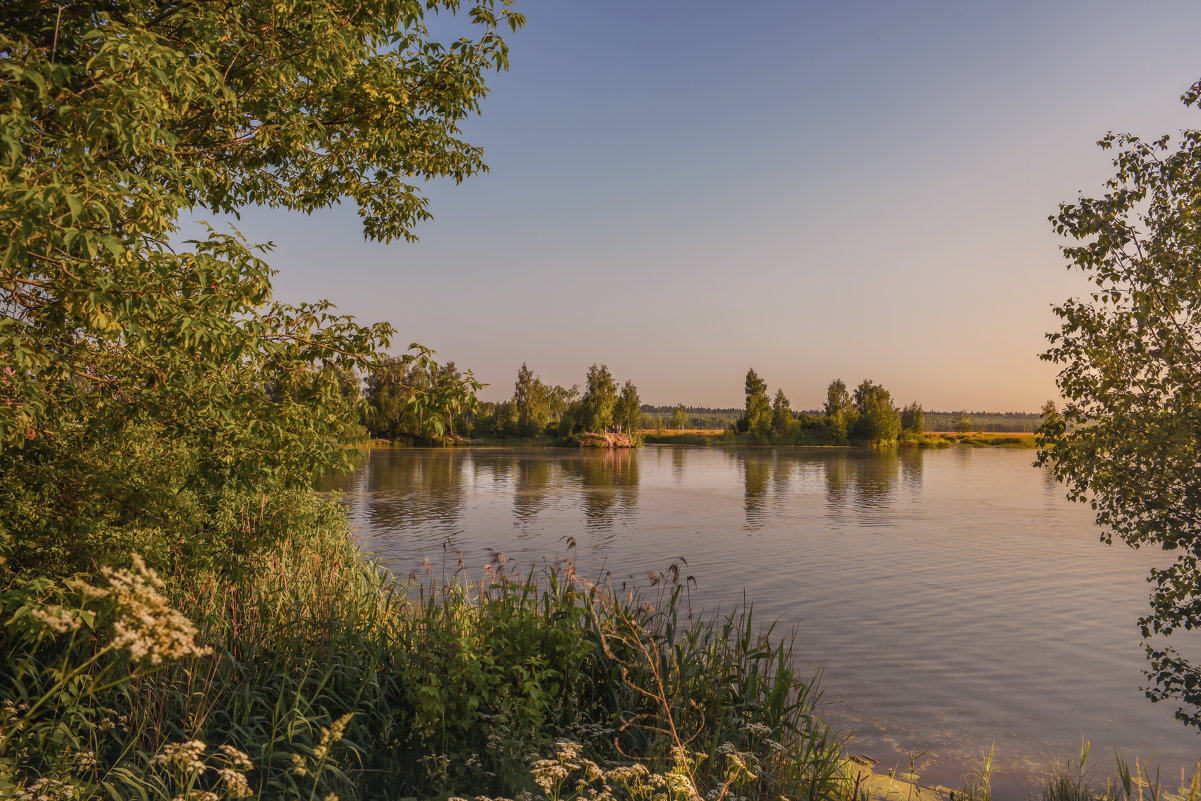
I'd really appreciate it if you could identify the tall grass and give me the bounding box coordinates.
[0,495,849,800]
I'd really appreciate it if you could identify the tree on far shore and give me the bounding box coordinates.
[851,379,900,445]
[771,389,793,436]
[615,381,642,440]
[672,404,687,431]
[744,368,772,440]
[580,364,618,433]
[901,402,925,434]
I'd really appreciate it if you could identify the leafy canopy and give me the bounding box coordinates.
[0,0,522,571]
[1038,78,1201,728]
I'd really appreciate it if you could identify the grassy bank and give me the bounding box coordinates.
[919,432,1038,448]
[0,498,846,800]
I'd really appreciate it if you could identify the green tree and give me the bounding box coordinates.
[580,364,618,433]
[744,368,771,440]
[951,411,974,433]
[672,404,688,431]
[363,349,480,441]
[548,384,580,427]
[615,381,642,441]
[0,0,523,572]
[513,362,552,438]
[851,379,900,444]
[771,389,793,437]
[900,402,925,434]
[823,379,854,443]
[1039,78,1201,728]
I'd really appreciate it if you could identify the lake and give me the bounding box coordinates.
[323,445,1199,796]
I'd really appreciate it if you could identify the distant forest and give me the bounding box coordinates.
[641,406,1044,433]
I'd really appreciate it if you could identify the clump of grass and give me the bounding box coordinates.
[1033,740,1201,801]
[0,495,850,801]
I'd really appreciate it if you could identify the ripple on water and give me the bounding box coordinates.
[323,446,1201,797]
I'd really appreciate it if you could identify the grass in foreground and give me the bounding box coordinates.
[0,497,845,800]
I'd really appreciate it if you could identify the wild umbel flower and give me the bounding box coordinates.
[530,759,570,794]
[11,776,80,800]
[154,740,208,775]
[30,605,82,633]
[218,745,254,772]
[101,554,212,665]
[217,767,253,799]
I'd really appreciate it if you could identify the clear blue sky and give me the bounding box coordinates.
[196,0,1201,410]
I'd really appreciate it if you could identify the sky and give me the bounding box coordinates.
[194,1,1201,410]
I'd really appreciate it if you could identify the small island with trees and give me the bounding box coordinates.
[359,359,1040,450]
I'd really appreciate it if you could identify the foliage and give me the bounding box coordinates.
[363,347,482,441]
[951,411,974,433]
[0,516,850,801]
[672,403,688,431]
[900,402,924,434]
[615,380,641,441]
[771,388,793,437]
[823,380,854,445]
[850,380,900,445]
[579,364,618,434]
[1038,78,1201,728]
[743,368,772,442]
[514,362,553,437]
[0,0,523,573]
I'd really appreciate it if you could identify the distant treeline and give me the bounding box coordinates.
[921,411,1042,432]
[640,405,1045,434]
[640,406,740,431]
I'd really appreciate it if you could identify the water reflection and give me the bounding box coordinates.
[565,448,639,533]
[319,446,1195,798]
[513,456,552,525]
[358,447,468,537]
[741,453,771,529]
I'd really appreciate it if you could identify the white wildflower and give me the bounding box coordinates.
[154,740,208,775]
[31,605,82,634]
[552,739,583,761]
[217,767,253,798]
[218,744,253,771]
[103,555,211,665]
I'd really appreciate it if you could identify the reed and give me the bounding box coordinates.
[0,494,850,801]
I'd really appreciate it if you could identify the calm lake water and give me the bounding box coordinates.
[323,445,1199,796]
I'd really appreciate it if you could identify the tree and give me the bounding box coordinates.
[900,402,925,434]
[548,384,580,426]
[744,368,771,440]
[771,389,793,436]
[615,381,642,440]
[0,1,523,572]
[580,364,618,433]
[513,363,552,438]
[951,411,974,433]
[1039,78,1201,728]
[672,404,687,431]
[823,379,854,443]
[851,379,900,444]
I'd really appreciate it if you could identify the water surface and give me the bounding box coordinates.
[324,446,1199,795]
